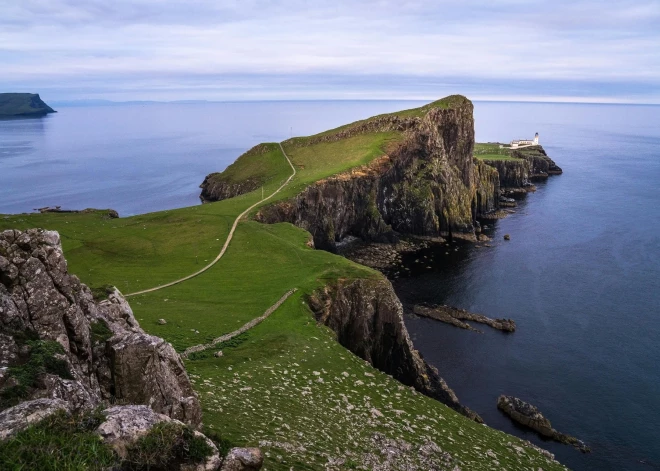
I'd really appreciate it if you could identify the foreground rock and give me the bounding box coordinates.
[497,395,590,453]
[0,228,264,469]
[0,398,70,440]
[221,447,264,471]
[97,405,223,470]
[0,228,201,424]
[414,304,515,333]
[308,278,483,422]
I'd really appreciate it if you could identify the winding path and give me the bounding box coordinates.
[125,143,296,297]
[181,288,297,359]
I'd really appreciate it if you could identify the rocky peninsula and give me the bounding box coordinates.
[0,93,56,117]
[198,96,564,424]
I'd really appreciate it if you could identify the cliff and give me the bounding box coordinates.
[482,146,563,189]
[0,93,56,117]
[256,96,500,251]
[307,277,482,422]
[200,143,282,203]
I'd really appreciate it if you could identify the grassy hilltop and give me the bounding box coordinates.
[0,97,566,470]
[0,93,56,116]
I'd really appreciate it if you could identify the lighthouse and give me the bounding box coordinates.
[533,132,539,145]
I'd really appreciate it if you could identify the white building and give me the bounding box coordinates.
[511,133,539,148]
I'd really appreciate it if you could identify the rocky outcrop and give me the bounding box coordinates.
[497,395,590,453]
[221,448,264,471]
[200,144,272,202]
[414,304,516,333]
[481,159,530,189]
[0,398,70,440]
[307,277,482,422]
[512,146,563,179]
[482,145,561,191]
[200,175,261,204]
[0,228,201,426]
[257,96,501,251]
[97,405,224,470]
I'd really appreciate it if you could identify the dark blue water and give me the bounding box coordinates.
[400,102,660,470]
[2,101,659,470]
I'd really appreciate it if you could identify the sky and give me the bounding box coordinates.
[1,0,659,104]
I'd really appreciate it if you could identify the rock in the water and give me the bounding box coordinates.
[0,398,70,440]
[414,304,515,333]
[497,395,590,453]
[503,234,511,240]
[221,447,264,471]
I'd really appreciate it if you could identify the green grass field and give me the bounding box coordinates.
[0,97,566,470]
[474,142,522,161]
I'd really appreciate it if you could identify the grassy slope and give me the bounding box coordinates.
[474,142,522,161]
[0,98,566,470]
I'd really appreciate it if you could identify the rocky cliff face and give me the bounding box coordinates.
[483,146,563,189]
[199,144,273,203]
[257,97,500,251]
[307,277,482,422]
[0,228,201,425]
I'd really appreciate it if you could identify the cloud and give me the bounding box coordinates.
[1,0,658,102]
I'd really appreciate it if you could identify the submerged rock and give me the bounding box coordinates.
[497,395,590,453]
[414,304,515,333]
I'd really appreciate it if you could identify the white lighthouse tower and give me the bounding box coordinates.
[533,132,539,145]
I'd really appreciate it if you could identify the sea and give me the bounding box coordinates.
[1,100,659,470]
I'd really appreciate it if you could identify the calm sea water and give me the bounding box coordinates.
[1,101,659,470]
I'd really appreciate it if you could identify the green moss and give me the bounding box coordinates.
[1,340,72,409]
[90,320,113,344]
[0,409,116,471]
[123,422,213,470]
[90,284,115,301]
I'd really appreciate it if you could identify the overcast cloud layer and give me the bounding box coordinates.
[1,0,659,103]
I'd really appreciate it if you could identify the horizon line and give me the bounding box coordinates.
[49,97,660,107]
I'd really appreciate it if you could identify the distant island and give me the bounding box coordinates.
[0,93,56,116]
